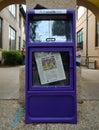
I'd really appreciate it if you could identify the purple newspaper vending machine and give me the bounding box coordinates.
[26,9,77,123]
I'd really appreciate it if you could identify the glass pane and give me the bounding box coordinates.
[0,18,2,48]
[9,27,16,50]
[9,5,16,17]
[32,52,70,86]
[29,20,72,43]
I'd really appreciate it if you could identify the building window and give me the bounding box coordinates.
[9,26,16,50]
[77,29,83,49]
[8,5,16,17]
[19,14,21,28]
[77,6,85,20]
[23,40,25,48]
[19,36,21,51]
[96,20,99,47]
[23,21,25,33]
[0,18,2,48]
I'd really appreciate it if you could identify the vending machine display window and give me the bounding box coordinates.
[32,51,70,86]
[29,14,72,43]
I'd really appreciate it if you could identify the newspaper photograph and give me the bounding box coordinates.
[34,52,66,85]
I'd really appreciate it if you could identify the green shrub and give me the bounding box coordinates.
[2,50,22,66]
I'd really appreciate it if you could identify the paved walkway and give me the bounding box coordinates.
[0,66,20,99]
[0,66,99,129]
[81,68,99,100]
[0,66,99,100]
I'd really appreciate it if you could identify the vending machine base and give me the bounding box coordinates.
[26,91,77,124]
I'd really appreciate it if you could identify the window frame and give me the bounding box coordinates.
[9,26,16,50]
[0,17,2,48]
[8,4,16,18]
[77,6,85,20]
[95,19,99,47]
[77,29,83,49]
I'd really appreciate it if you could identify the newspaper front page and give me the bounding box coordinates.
[34,52,66,85]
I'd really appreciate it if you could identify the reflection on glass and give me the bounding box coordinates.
[32,52,70,86]
[29,20,72,43]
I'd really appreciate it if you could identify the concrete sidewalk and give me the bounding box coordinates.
[0,66,20,99]
[0,100,99,130]
[0,66,99,129]
[81,68,99,100]
[0,66,99,100]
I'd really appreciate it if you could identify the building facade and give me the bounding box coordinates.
[76,6,99,69]
[0,4,25,51]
